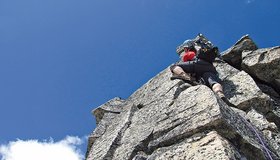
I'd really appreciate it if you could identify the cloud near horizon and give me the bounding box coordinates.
[0,136,86,160]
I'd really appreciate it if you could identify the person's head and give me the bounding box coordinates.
[176,39,196,55]
[183,47,194,52]
[182,40,195,52]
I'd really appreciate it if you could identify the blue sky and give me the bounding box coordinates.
[0,0,279,159]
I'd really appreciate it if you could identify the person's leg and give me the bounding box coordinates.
[170,65,191,81]
[172,66,186,75]
[201,72,225,99]
[193,60,217,75]
[170,64,196,83]
[212,83,225,99]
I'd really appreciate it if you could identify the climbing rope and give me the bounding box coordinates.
[222,98,275,160]
[238,114,274,160]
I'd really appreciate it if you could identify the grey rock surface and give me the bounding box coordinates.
[87,39,280,160]
[87,103,138,160]
[147,131,243,160]
[221,35,258,69]
[242,46,280,92]
[215,61,273,114]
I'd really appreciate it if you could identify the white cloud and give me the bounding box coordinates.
[0,136,86,160]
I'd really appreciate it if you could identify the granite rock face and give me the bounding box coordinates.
[221,35,258,69]
[87,36,280,160]
[242,46,280,93]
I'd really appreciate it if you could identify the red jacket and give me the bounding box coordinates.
[181,51,196,62]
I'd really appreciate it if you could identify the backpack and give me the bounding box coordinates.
[176,33,219,63]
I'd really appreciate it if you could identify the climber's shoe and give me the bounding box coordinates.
[217,92,236,107]
[216,91,225,99]
[170,72,198,85]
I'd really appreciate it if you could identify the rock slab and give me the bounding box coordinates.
[86,36,280,160]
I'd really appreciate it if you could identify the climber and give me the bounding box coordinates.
[170,34,226,99]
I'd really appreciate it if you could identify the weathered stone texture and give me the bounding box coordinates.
[242,46,280,92]
[87,102,138,160]
[221,34,258,69]
[215,62,273,114]
[87,36,280,160]
[147,131,243,160]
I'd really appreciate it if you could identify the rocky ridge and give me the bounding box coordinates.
[86,35,280,160]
